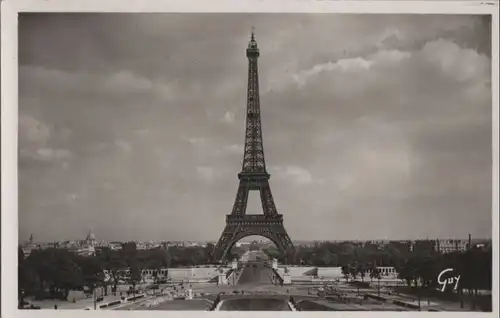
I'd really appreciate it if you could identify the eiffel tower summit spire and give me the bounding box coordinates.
[242,27,266,176]
[213,32,294,261]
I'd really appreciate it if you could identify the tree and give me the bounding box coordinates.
[249,243,260,251]
[103,251,126,295]
[321,251,336,266]
[55,256,84,300]
[341,265,350,282]
[398,257,421,287]
[284,248,296,264]
[203,243,214,264]
[357,263,367,282]
[369,265,381,281]
[26,248,84,300]
[349,263,358,281]
[26,249,55,293]
[18,247,39,307]
[263,247,281,260]
[417,257,439,288]
[129,262,142,296]
[18,246,25,264]
[122,242,138,261]
[77,255,104,298]
[371,267,382,296]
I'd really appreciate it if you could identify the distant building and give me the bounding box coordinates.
[411,240,437,254]
[135,241,162,250]
[108,242,123,251]
[377,266,397,277]
[77,229,96,256]
[21,234,37,258]
[434,239,468,254]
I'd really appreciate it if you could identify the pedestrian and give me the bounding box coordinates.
[54,304,58,310]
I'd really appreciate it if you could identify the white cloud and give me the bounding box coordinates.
[292,57,373,87]
[19,114,50,146]
[20,148,72,161]
[133,129,150,137]
[20,66,176,101]
[271,165,320,186]
[222,144,244,155]
[221,111,235,124]
[67,193,79,202]
[285,166,314,186]
[104,70,154,92]
[57,127,73,142]
[420,39,490,82]
[37,148,71,160]
[18,114,73,162]
[327,138,415,198]
[101,182,114,191]
[371,49,412,65]
[86,142,108,153]
[376,28,405,49]
[290,49,411,88]
[183,136,207,145]
[115,140,133,154]
[196,166,216,182]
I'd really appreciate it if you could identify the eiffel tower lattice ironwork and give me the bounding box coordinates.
[213,31,293,261]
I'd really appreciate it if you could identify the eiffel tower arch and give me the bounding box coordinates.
[213,31,293,261]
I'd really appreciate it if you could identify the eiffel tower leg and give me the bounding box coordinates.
[213,182,251,261]
[260,182,278,216]
[213,225,236,262]
[275,230,294,264]
[260,182,294,253]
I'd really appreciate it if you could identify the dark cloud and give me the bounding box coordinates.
[18,13,492,242]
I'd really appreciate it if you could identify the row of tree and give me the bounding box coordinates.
[340,262,382,283]
[19,248,112,304]
[19,239,492,305]
[262,241,492,295]
[264,240,435,267]
[18,242,230,305]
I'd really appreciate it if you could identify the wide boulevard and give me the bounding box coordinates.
[237,250,274,286]
[216,250,292,311]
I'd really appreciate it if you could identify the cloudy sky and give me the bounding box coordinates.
[18,13,492,243]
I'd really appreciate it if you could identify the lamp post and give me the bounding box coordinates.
[93,284,97,310]
[377,278,381,297]
[417,281,421,312]
[19,290,25,309]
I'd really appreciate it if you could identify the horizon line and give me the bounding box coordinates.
[20,237,492,244]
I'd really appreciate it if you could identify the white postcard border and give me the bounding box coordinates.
[2,1,498,318]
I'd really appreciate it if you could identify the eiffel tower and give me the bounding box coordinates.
[213,31,293,261]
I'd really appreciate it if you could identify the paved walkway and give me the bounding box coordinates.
[150,299,210,311]
[27,284,154,310]
[28,293,123,310]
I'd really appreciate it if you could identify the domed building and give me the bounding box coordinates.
[78,229,96,256]
[85,229,96,245]
[21,234,37,258]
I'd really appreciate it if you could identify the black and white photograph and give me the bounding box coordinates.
[1,0,498,315]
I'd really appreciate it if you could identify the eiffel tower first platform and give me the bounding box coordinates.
[213,31,294,261]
